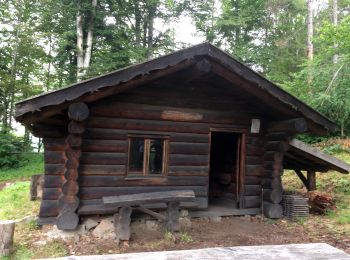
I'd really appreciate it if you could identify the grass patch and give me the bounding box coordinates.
[0,181,40,220]
[0,153,44,183]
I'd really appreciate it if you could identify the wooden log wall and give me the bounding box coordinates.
[39,82,268,219]
[76,84,265,215]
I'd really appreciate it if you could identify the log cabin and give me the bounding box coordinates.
[15,43,350,230]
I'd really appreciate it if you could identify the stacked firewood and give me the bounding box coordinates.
[308,191,336,215]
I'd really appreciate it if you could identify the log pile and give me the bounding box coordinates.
[308,191,336,215]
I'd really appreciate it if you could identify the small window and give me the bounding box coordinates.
[127,136,168,176]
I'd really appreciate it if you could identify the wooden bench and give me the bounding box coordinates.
[102,190,195,244]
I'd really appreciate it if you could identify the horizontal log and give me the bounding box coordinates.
[82,139,127,153]
[267,118,307,133]
[42,188,61,200]
[39,200,59,218]
[79,186,208,200]
[79,164,126,175]
[245,156,263,165]
[168,154,208,166]
[244,185,262,196]
[91,101,251,125]
[263,202,283,219]
[57,212,79,230]
[43,138,67,151]
[87,117,210,134]
[244,196,261,208]
[263,189,283,204]
[80,152,126,165]
[246,136,264,146]
[264,141,289,152]
[245,176,262,185]
[169,142,209,155]
[58,195,79,212]
[264,152,283,162]
[103,190,195,207]
[62,180,79,196]
[79,175,208,187]
[44,175,64,188]
[66,134,82,147]
[245,165,264,176]
[168,166,209,176]
[261,177,283,190]
[68,121,85,134]
[78,197,208,215]
[246,144,264,156]
[264,169,283,178]
[45,164,65,175]
[84,128,209,143]
[264,132,290,141]
[68,102,89,122]
[44,151,66,164]
[31,124,66,138]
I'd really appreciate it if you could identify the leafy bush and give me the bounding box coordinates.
[0,131,29,168]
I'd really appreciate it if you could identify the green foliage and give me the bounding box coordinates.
[0,181,40,220]
[0,131,29,168]
[180,232,193,243]
[0,153,43,182]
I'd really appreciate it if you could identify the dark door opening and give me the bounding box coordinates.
[209,131,242,208]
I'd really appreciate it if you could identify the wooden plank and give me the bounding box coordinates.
[168,154,208,166]
[79,175,208,187]
[169,142,209,155]
[42,188,61,200]
[78,197,208,215]
[245,156,263,165]
[289,139,350,174]
[80,186,206,200]
[49,243,350,259]
[245,165,264,176]
[103,190,195,207]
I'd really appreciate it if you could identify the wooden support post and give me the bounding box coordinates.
[166,201,180,232]
[0,220,15,257]
[115,207,132,244]
[307,171,316,191]
[294,169,311,191]
[57,102,89,230]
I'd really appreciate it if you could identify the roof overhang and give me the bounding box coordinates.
[284,139,350,174]
[15,42,337,135]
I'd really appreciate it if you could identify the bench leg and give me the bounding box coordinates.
[166,201,180,232]
[114,207,132,245]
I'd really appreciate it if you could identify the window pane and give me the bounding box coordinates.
[148,139,163,174]
[129,138,144,172]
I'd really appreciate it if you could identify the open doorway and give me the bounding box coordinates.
[209,131,243,208]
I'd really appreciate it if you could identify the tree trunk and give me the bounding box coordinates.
[146,3,155,59]
[307,0,314,91]
[332,0,338,64]
[83,0,97,75]
[0,221,15,257]
[134,0,141,48]
[76,0,84,81]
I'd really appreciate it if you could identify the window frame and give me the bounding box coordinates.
[126,134,169,177]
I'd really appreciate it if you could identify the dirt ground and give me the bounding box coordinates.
[48,215,350,256]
